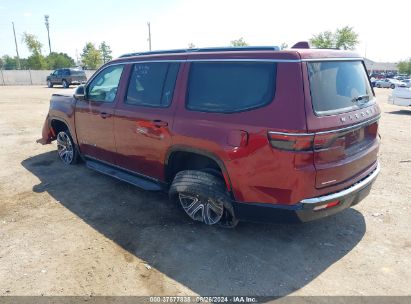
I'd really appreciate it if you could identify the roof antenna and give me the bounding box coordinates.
[291,41,310,49]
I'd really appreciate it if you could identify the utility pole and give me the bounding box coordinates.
[147,22,152,51]
[44,15,51,54]
[12,22,21,70]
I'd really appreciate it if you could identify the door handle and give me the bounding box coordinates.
[100,112,111,119]
[152,120,168,127]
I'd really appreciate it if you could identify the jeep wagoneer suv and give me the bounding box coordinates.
[38,43,380,227]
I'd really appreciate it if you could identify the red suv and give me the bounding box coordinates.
[38,44,380,227]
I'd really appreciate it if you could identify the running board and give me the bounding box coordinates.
[86,160,164,191]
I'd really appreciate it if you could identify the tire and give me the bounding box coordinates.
[56,129,79,165]
[169,170,238,227]
[47,80,53,88]
[62,80,69,88]
[377,84,381,88]
[390,84,395,89]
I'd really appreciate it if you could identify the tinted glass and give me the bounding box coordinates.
[70,69,86,76]
[126,62,180,107]
[87,65,124,102]
[308,61,374,116]
[187,62,276,113]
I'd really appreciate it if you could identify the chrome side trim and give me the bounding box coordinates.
[101,57,365,69]
[301,163,380,204]
[186,59,300,63]
[268,115,380,137]
[302,57,363,62]
[268,131,314,136]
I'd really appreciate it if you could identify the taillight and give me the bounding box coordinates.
[268,132,314,152]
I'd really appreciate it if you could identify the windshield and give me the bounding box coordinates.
[307,61,374,116]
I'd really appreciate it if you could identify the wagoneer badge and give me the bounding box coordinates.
[340,106,376,123]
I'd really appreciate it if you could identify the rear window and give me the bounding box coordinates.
[308,61,374,116]
[187,62,276,113]
[70,69,86,76]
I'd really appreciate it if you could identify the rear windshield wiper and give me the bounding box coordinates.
[351,94,370,104]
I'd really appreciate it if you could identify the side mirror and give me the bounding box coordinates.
[74,85,85,100]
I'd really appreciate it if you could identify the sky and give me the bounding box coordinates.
[0,0,410,63]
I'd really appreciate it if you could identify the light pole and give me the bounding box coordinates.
[44,15,51,54]
[12,22,21,69]
[147,22,152,51]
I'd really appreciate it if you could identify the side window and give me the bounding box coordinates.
[87,65,124,103]
[125,62,180,107]
[187,62,277,113]
[56,70,62,76]
[63,69,70,76]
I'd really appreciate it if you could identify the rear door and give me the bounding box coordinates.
[75,64,125,164]
[304,60,380,189]
[113,62,181,180]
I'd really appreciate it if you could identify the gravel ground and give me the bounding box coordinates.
[0,86,410,297]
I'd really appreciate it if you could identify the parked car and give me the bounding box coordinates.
[402,79,411,88]
[389,86,411,107]
[37,45,380,227]
[47,68,87,88]
[375,78,406,89]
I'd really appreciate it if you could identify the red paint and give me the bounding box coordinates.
[39,48,380,206]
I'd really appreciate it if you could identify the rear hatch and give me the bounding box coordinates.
[70,69,87,81]
[305,59,380,189]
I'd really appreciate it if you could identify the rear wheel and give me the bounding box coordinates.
[169,170,238,227]
[62,80,69,88]
[47,80,53,88]
[390,84,395,89]
[56,130,79,165]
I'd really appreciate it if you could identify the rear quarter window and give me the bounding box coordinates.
[187,62,277,113]
[70,70,86,76]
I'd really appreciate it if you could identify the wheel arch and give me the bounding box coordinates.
[165,146,233,194]
[49,117,78,145]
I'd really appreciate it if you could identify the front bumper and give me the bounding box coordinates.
[232,163,380,223]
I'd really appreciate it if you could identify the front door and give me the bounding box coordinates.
[114,62,181,180]
[75,64,125,164]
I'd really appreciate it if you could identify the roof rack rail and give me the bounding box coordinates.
[118,46,280,58]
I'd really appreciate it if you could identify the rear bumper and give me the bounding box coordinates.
[232,163,380,223]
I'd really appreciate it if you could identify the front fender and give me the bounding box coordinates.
[37,94,78,145]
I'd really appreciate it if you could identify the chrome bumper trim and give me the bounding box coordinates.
[301,163,380,204]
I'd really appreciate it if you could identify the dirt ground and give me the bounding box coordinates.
[0,86,410,297]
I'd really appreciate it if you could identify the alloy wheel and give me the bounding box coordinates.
[56,131,74,164]
[178,193,224,225]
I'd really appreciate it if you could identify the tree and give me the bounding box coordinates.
[310,31,334,48]
[2,55,18,70]
[230,37,248,47]
[99,41,112,64]
[397,59,411,75]
[334,26,359,50]
[22,32,47,69]
[46,52,75,69]
[0,57,4,69]
[310,26,359,50]
[81,42,103,69]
